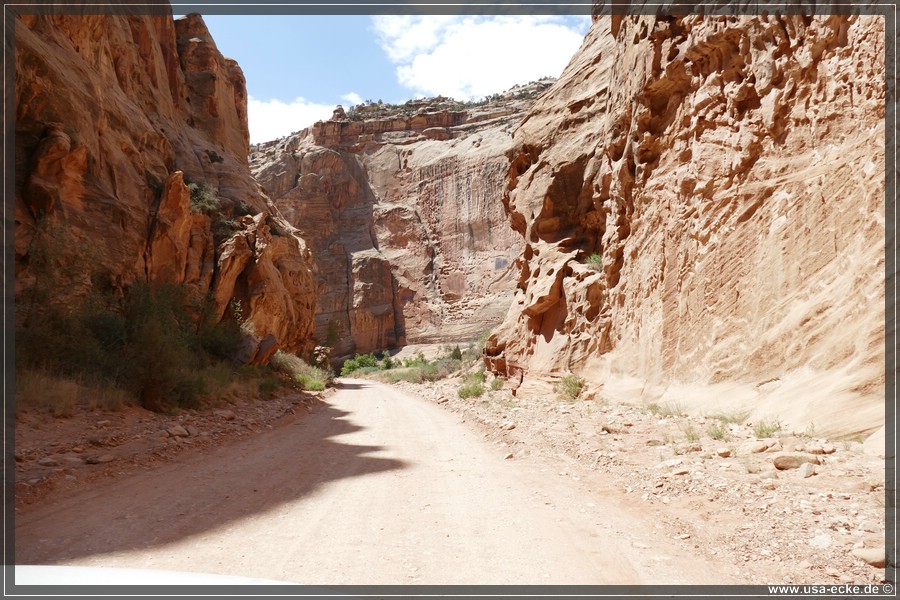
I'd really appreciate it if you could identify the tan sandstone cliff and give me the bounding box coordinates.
[15,9,316,358]
[486,15,886,439]
[251,90,547,357]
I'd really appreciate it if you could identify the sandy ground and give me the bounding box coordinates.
[14,372,890,587]
[16,378,731,586]
[390,372,890,586]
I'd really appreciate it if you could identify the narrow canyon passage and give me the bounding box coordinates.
[16,380,732,585]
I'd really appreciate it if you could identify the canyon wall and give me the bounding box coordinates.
[486,15,886,438]
[252,94,539,357]
[15,9,316,358]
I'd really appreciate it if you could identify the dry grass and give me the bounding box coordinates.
[16,369,133,417]
[707,422,729,441]
[457,381,485,399]
[269,350,332,391]
[555,374,585,402]
[15,363,284,417]
[647,402,685,417]
[709,409,751,425]
[753,417,782,439]
[680,423,700,443]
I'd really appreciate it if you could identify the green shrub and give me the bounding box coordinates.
[118,282,205,411]
[450,345,463,361]
[380,350,394,370]
[172,373,206,409]
[555,374,585,401]
[418,362,439,381]
[421,358,461,381]
[402,351,428,368]
[269,350,304,375]
[13,279,290,414]
[82,308,126,351]
[186,182,219,214]
[350,366,382,376]
[258,377,280,399]
[456,366,490,399]
[379,355,462,384]
[384,369,423,384]
[294,374,326,391]
[491,378,504,391]
[238,364,271,379]
[346,346,480,384]
[270,350,332,390]
[458,382,485,399]
[585,253,603,269]
[341,352,381,375]
[198,317,244,360]
[340,350,404,375]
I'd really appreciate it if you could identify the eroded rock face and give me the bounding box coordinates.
[252,93,542,357]
[487,15,885,438]
[15,10,316,355]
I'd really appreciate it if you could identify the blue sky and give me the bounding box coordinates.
[197,15,592,144]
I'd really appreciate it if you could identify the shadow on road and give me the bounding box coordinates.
[333,379,372,391]
[15,401,406,564]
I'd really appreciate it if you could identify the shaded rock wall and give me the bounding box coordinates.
[15,9,316,356]
[486,15,885,438]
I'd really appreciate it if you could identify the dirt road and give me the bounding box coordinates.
[16,379,733,585]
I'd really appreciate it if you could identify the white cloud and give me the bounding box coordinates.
[341,92,364,106]
[372,15,460,62]
[371,15,590,100]
[247,95,336,144]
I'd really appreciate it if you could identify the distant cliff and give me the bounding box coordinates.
[486,15,885,438]
[251,86,550,357]
[15,10,317,358]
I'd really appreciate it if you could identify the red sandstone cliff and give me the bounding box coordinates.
[486,15,885,438]
[15,9,316,358]
[251,91,545,357]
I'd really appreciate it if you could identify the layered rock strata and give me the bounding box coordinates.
[251,90,548,357]
[486,15,885,438]
[15,10,316,357]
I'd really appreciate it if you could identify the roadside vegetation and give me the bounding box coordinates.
[646,401,686,417]
[340,345,469,383]
[457,366,487,399]
[753,417,783,439]
[555,373,585,402]
[339,331,497,399]
[16,229,330,417]
[269,350,333,392]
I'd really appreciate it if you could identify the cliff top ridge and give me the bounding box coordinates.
[250,77,556,152]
